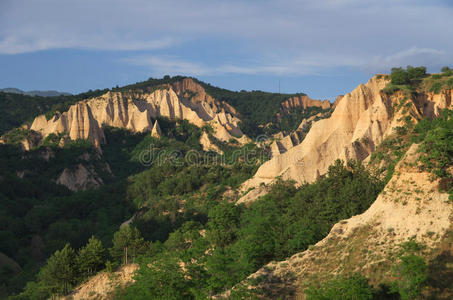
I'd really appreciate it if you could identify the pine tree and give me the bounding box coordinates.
[38,243,77,296]
[110,226,145,265]
[77,236,106,279]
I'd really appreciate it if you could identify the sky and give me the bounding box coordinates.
[0,0,452,101]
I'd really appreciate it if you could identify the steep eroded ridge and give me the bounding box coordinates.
[29,79,248,148]
[241,75,453,201]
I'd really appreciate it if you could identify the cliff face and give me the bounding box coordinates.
[241,76,453,198]
[30,79,248,147]
[242,76,390,192]
[277,95,331,120]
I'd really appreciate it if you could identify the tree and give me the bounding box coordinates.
[119,255,191,300]
[406,65,427,81]
[110,226,145,265]
[207,202,241,247]
[77,236,106,279]
[441,66,451,74]
[390,66,427,85]
[392,254,427,300]
[38,243,77,296]
[12,281,50,300]
[305,273,374,300]
[390,67,410,85]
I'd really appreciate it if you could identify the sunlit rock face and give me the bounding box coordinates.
[31,78,248,147]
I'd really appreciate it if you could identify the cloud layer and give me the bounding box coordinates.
[1,0,452,76]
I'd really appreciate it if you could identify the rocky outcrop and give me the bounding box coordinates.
[236,144,453,298]
[270,109,331,158]
[277,95,331,120]
[56,164,103,192]
[151,120,162,138]
[242,76,391,192]
[270,130,306,157]
[332,95,344,109]
[419,88,453,118]
[30,79,248,148]
[200,132,223,154]
[0,252,21,274]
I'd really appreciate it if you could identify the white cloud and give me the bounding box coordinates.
[122,53,364,77]
[123,55,211,76]
[1,0,453,74]
[366,47,453,72]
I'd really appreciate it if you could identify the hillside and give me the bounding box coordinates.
[228,66,453,299]
[238,142,453,299]
[3,67,453,300]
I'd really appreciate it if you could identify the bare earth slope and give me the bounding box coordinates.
[61,264,139,300]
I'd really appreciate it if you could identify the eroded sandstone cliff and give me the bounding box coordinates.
[240,75,453,202]
[30,79,248,147]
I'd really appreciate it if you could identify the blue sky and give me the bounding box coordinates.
[1,0,452,101]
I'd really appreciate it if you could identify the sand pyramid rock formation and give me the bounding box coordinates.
[332,95,344,109]
[56,164,103,192]
[279,95,331,113]
[421,88,453,117]
[241,75,392,194]
[240,144,453,298]
[151,120,162,138]
[200,131,223,154]
[275,95,331,122]
[30,80,249,148]
[270,130,307,157]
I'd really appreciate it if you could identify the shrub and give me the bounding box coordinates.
[392,255,427,300]
[305,273,374,300]
[429,82,443,94]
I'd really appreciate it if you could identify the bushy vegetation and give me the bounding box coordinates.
[411,109,453,186]
[383,66,453,97]
[382,66,428,96]
[306,239,428,300]
[12,237,108,299]
[0,128,33,145]
[8,157,384,299]
[305,273,374,300]
[388,239,427,300]
[111,160,384,299]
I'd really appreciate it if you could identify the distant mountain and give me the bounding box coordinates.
[0,87,72,97]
